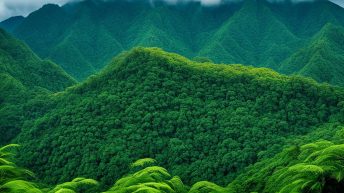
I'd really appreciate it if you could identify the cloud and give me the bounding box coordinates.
[330,0,344,7]
[0,0,343,21]
[0,0,81,20]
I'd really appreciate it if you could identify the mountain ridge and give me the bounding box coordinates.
[2,0,343,85]
[280,23,344,86]
[2,0,342,85]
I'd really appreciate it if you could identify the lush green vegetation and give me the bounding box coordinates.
[6,48,342,189]
[0,28,75,91]
[280,23,344,86]
[4,132,344,193]
[1,1,344,192]
[0,29,75,145]
[3,0,344,85]
[0,144,41,193]
[229,124,344,193]
[0,144,228,193]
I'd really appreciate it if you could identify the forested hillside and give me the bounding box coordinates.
[199,0,303,70]
[0,29,75,145]
[11,48,344,189]
[2,0,344,85]
[280,23,344,86]
[0,29,75,91]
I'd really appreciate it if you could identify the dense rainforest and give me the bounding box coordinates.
[1,47,343,192]
[3,129,344,193]
[3,134,344,193]
[1,0,344,193]
[1,0,344,86]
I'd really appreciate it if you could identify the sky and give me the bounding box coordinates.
[0,0,343,21]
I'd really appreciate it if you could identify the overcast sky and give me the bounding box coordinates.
[0,0,343,21]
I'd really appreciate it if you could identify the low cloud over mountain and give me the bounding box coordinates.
[0,0,342,21]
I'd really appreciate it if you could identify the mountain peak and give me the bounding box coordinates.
[41,3,61,10]
[75,47,283,93]
[25,3,64,19]
[316,23,344,42]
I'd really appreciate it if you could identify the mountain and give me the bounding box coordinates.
[14,48,344,187]
[280,23,344,86]
[0,16,24,32]
[0,28,75,92]
[268,0,344,37]
[8,0,240,80]
[7,0,344,83]
[199,0,303,70]
[0,28,76,145]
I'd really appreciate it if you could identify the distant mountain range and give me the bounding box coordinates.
[1,0,344,86]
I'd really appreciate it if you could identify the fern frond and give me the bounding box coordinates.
[131,158,157,169]
[189,181,228,193]
[0,180,42,193]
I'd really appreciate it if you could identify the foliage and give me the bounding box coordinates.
[104,165,187,193]
[0,148,226,193]
[4,137,344,193]
[189,181,228,193]
[280,23,344,86]
[12,48,344,187]
[0,180,42,193]
[48,178,99,193]
[229,126,344,193]
[0,144,34,182]
[131,158,157,169]
[0,144,41,193]
[0,29,76,145]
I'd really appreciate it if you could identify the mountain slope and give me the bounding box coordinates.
[0,16,24,32]
[9,1,241,80]
[0,28,76,145]
[280,23,344,86]
[13,4,72,58]
[14,48,344,187]
[199,0,302,70]
[0,28,75,91]
[269,0,344,37]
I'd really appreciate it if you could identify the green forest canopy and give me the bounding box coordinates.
[1,1,344,192]
[0,28,75,145]
[3,128,344,193]
[9,47,344,190]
